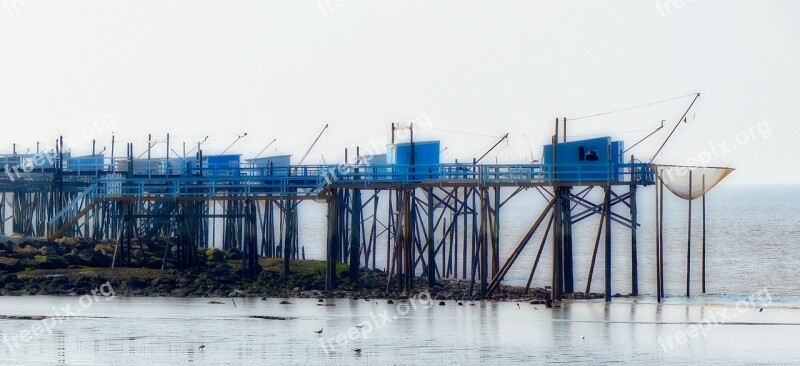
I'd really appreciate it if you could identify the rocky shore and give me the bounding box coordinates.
[0,235,604,301]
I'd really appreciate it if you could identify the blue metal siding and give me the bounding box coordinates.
[611,141,624,164]
[542,137,626,182]
[387,141,440,165]
[66,155,104,173]
[204,155,241,176]
[386,141,440,179]
[247,155,291,176]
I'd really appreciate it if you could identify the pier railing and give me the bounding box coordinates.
[71,162,653,201]
[40,161,653,240]
[328,162,654,186]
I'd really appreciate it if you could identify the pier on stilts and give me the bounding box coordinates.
[0,112,733,302]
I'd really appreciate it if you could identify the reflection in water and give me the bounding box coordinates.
[0,296,797,365]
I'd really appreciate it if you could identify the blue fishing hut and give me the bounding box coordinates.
[386,141,440,179]
[66,154,104,174]
[246,154,291,176]
[542,137,624,183]
[204,155,241,177]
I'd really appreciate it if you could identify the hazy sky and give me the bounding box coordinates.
[0,0,797,184]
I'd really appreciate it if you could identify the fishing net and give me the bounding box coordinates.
[650,164,734,200]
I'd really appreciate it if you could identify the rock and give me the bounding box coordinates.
[94,244,111,256]
[79,250,110,267]
[279,300,292,305]
[438,301,446,306]
[127,278,147,289]
[151,277,175,287]
[62,253,87,266]
[228,289,246,297]
[205,248,225,262]
[224,248,243,260]
[33,255,69,269]
[0,258,22,272]
[48,275,68,287]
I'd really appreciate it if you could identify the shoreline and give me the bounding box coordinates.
[0,235,605,301]
[1,265,604,302]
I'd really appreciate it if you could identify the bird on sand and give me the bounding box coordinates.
[353,349,362,354]
[759,308,764,312]
[315,329,323,334]
[356,324,364,329]
[199,345,205,349]
[517,303,520,309]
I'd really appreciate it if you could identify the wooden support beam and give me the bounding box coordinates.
[486,197,555,295]
[426,187,435,287]
[604,186,612,302]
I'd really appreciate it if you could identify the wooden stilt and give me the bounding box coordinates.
[702,174,706,294]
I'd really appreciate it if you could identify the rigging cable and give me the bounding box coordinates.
[567,92,700,121]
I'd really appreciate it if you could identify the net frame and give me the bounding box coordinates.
[650,164,734,200]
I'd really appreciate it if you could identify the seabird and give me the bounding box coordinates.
[759,308,764,312]
[353,348,362,354]
[315,329,323,334]
[356,324,364,329]
[199,345,205,349]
